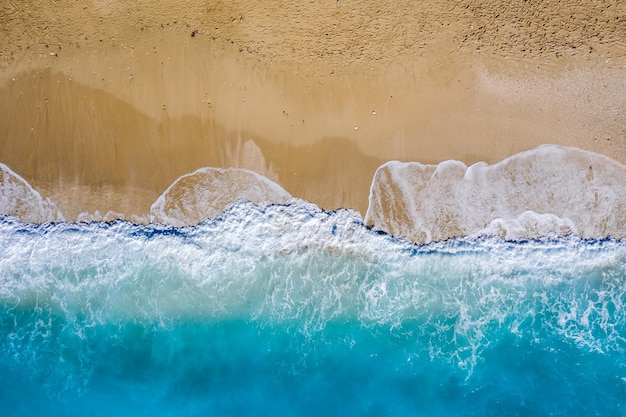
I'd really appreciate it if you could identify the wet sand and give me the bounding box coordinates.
[1,1,625,220]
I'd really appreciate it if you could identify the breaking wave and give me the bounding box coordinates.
[1,201,625,415]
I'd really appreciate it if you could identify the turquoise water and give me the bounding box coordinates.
[1,201,625,416]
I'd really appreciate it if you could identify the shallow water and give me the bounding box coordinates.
[1,200,625,416]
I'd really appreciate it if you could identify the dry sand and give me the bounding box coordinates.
[1,0,625,220]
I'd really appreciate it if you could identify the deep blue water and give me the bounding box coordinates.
[1,201,625,416]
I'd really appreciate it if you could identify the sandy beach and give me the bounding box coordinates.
[1,0,625,221]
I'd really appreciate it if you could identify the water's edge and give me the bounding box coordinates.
[2,144,626,243]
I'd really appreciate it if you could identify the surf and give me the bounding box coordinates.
[1,145,626,415]
[0,203,625,415]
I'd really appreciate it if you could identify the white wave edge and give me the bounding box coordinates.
[149,166,292,227]
[1,145,625,243]
[365,144,626,244]
[0,163,64,223]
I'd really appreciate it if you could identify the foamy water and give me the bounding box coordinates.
[150,167,291,227]
[1,145,625,415]
[0,163,64,223]
[366,145,626,243]
[1,145,624,243]
[1,201,625,415]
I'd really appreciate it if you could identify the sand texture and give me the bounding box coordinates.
[1,1,626,221]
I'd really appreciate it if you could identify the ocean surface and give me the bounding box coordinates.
[1,200,625,416]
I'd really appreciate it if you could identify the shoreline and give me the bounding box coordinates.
[2,144,625,245]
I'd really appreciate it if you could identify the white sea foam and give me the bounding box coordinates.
[0,206,624,417]
[76,210,126,223]
[0,203,624,373]
[365,145,626,243]
[150,167,292,226]
[0,163,64,223]
[1,145,625,242]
